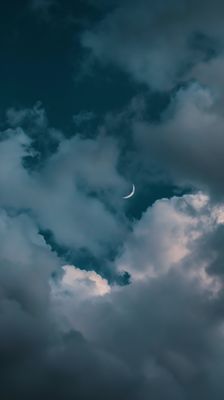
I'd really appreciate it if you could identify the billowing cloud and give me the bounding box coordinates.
[0,208,136,400]
[117,193,209,279]
[81,0,224,90]
[79,0,224,200]
[132,83,224,198]
[59,264,111,297]
[50,193,224,400]
[1,133,224,399]
[2,2,224,397]
[0,112,129,266]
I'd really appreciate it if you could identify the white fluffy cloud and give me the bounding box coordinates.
[59,264,111,297]
[118,193,207,279]
[48,192,224,399]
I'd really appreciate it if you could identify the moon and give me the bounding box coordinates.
[123,184,135,199]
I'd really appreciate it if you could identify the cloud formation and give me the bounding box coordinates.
[132,83,224,198]
[82,0,224,90]
[50,193,224,400]
[1,115,224,399]
[0,112,129,265]
[1,190,223,399]
[2,2,224,398]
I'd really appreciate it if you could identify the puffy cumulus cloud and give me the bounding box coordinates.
[74,272,224,400]
[0,208,59,311]
[32,134,128,258]
[0,145,134,399]
[81,0,224,90]
[61,265,111,296]
[0,113,129,264]
[133,83,224,198]
[2,4,224,399]
[117,192,224,292]
[1,172,224,398]
[0,208,137,400]
[117,193,210,280]
[49,193,224,400]
[3,101,224,398]
[80,0,224,201]
[50,265,111,333]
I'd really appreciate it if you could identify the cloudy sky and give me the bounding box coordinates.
[2,1,224,399]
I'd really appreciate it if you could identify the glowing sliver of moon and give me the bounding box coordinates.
[123,184,135,199]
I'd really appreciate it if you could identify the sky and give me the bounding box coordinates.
[1,1,224,399]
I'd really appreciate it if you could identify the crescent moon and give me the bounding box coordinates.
[123,184,135,199]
